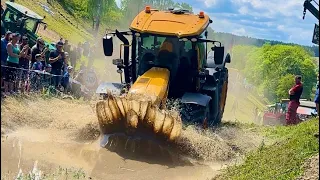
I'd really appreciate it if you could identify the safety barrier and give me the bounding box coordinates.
[1,64,87,97]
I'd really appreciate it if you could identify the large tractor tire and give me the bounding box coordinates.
[215,72,229,125]
[180,103,211,128]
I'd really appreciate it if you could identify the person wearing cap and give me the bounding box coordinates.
[4,33,29,94]
[61,65,73,93]
[285,75,304,125]
[49,41,67,87]
[1,31,12,88]
[18,36,31,93]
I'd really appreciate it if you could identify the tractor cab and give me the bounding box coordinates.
[102,7,230,99]
[1,1,55,50]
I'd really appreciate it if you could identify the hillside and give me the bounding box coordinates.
[214,118,319,180]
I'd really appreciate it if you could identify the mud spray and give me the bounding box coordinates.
[1,92,264,180]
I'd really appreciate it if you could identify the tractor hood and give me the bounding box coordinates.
[128,67,170,105]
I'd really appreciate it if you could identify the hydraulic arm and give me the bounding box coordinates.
[303,0,319,45]
[303,0,319,20]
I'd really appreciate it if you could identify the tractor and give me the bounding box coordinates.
[1,1,55,51]
[95,7,231,142]
[262,99,317,126]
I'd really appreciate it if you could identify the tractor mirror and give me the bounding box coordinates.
[213,46,224,65]
[225,53,231,63]
[103,35,113,56]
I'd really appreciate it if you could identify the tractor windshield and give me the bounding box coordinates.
[137,34,193,77]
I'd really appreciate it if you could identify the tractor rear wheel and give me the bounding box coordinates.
[214,73,229,125]
[180,103,211,128]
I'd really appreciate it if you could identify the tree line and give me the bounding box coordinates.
[229,44,318,103]
[210,32,319,57]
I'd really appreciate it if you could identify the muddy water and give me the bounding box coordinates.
[1,128,217,180]
[1,93,263,180]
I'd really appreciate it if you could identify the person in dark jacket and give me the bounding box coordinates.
[285,75,303,125]
[49,41,66,87]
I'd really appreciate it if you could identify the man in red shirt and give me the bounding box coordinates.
[286,75,303,125]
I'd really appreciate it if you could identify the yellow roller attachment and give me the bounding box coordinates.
[96,93,182,142]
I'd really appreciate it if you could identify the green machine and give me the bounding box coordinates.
[1,1,55,51]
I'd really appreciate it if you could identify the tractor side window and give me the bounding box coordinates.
[5,11,17,22]
[24,19,37,33]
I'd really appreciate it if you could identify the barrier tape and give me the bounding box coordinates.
[1,64,63,77]
[1,64,84,86]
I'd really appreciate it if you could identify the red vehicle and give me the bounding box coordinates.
[262,99,317,126]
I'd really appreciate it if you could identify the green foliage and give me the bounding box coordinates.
[232,44,317,102]
[276,74,295,100]
[216,119,319,180]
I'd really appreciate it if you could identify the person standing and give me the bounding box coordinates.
[49,41,67,88]
[31,38,48,67]
[286,75,303,125]
[4,33,28,94]
[315,74,319,115]
[18,36,31,93]
[1,31,12,89]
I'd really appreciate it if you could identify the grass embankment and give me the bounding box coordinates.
[14,0,108,75]
[15,0,92,44]
[214,118,319,180]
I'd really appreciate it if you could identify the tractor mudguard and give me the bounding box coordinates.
[96,82,125,95]
[181,92,212,107]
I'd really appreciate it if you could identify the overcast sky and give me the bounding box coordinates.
[115,0,319,46]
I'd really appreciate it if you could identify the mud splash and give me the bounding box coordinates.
[1,95,264,179]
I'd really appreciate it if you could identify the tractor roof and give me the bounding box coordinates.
[130,8,210,37]
[5,1,43,20]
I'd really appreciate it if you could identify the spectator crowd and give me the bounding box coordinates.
[0,30,93,97]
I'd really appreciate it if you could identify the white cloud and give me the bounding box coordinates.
[277,25,285,30]
[231,0,305,18]
[197,0,218,7]
[192,0,318,45]
[232,28,246,36]
[238,6,248,15]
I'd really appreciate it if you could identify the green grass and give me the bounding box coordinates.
[15,0,92,44]
[12,166,87,180]
[215,119,319,180]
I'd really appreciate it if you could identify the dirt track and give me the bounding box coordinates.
[1,91,264,179]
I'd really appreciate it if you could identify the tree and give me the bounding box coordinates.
[87,0,117,34]
[276,74,295,101]
[240,44,317,102]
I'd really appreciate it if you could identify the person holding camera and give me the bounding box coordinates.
[4,33,29,94]
[31,37,48,67]
[49,41,67,87]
